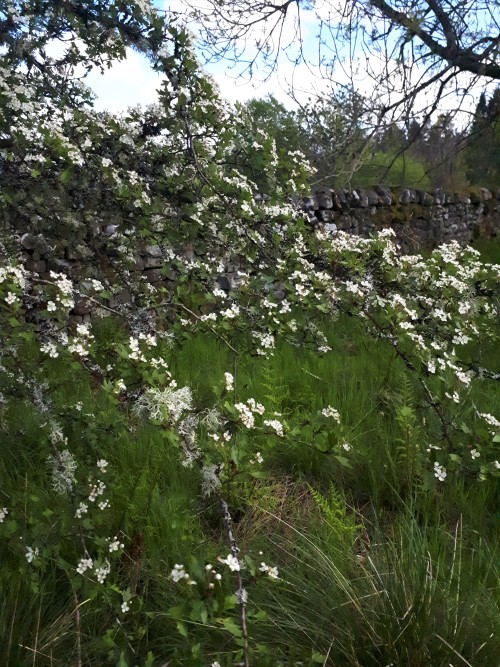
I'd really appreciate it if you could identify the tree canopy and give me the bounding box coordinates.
[186,0,500,126]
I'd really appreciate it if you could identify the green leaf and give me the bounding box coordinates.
[334,455,352,468]
[460,421,472,434]
[117,651,128,667]
[167,605,184,620]
[249,470,269,479]
[176,621,188,638]
[60,170,71,185]
[222,617,242,638]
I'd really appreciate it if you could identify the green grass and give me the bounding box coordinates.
[1,294,498,665]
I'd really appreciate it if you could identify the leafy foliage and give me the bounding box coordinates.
[0,2,499,666]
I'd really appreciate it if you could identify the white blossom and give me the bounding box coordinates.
[76,557,93,575]
[224,372,234,392]
[95,560,111,584]
[264,419,284,437]
[108,537,124,553]
[25,546,39,563]
[5,291,18,305]
[170,563,196,584]
[75,502,88,519]
[219,554,241,572]
[259,562,279,579]
[322,406,341,423]
[47,449,77,495]
[97,459,109,473]
[434,462,447,482]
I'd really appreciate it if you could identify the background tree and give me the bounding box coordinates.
[296,86,372,188]
[186,0,500,156]
[466,88,500,189]
[189,0,500,115]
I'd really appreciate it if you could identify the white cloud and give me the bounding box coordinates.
[85,51,163,112]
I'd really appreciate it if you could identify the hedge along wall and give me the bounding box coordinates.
[12,185,500,323]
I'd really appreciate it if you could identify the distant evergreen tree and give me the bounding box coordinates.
[466,88,500,188]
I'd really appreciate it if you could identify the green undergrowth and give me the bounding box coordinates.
[1,313,498,666]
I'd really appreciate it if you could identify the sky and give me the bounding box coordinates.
[86,0,321,111]
[84,0,494,124]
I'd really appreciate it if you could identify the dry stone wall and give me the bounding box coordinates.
[303,186,500,253]
[10,185,500,322]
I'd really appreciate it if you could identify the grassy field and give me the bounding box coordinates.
[1,240,499,666]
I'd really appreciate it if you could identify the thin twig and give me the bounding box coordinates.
[218,496,250,667]
[169,300,239,355]
[72,589,82,667]
[434,634,473,666]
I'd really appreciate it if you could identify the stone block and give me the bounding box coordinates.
[25,259,47,273]
[349,189,361,207]
[143,269,163,283]
[367,190,380,206]
[315,190,333,209]
[73,298,91,315]
[143,256,163,269]
[396,188,411,204]
[303,195,317,211]
[217,275,231,291]
[331,192,344,211]
[317,209,335,223]
[103,224,118,237]
[354,189,369,208]
[20,233,37,250]
[374,185,392,205]
[131,256,145,271]
[141,245,162,258]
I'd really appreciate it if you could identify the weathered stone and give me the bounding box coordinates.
[336,215,351,230]
[349,189,361,207]
[374,185,392,205]
[109,288,133,309]
[354,189,369,208]
[315,190,333,209]
[131,256,145,271]
[396,188,411,205]
[25,259,46,273]
[104,224,118,236]
[317,209,335,223]
[330,193,342,210]
[73,299,91,315]
[21,233,38,250]
[141,244,162,258]
[143,269,163,283]
[416,191,434,206]
[143,256,163,269]
[217,275,231,291]
[303,195,317,211]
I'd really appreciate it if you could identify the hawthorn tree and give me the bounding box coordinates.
[0,2,499,665]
